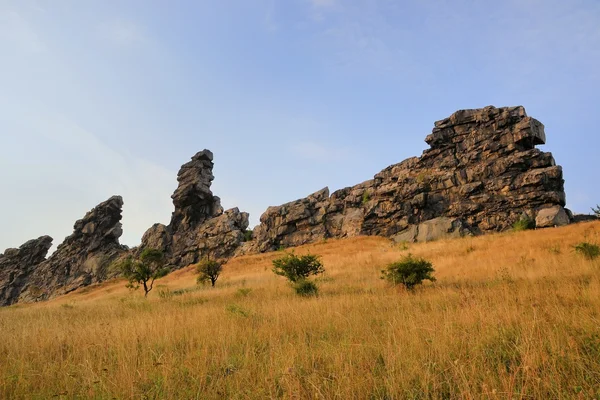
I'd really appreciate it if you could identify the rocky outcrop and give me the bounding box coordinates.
[0,236,53,306]
[17,196,127,302]
[140,150,250,267]
[249,106,567,251]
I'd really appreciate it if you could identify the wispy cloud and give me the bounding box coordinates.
[15,114,176,250]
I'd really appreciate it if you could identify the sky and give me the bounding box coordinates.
[1,0,599,252]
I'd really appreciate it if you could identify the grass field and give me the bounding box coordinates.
[1,221,600,399]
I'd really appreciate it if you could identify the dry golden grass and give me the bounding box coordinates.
[2,222,600,399]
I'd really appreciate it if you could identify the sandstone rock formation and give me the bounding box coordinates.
[250,106,567,251]
[0,236,53,306]
[17,196,127,302]
[140,150,250,267]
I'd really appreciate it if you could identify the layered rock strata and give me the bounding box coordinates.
[17,196,127,302]
[0,236,53,306]
[250,106,567,252]
[140,150,250,267]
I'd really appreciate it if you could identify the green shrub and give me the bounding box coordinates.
[592,205,600,218]
[512,216,535,231]
[272,252,324,283]
[381,254,436,290]
[196,258,223,287]
[243,230,253,242]
[293,280,319,297]
[362,191,370,205]
[574,242,600,260]
[272,252,324,296]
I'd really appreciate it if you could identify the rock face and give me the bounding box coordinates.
[17,196,127,302]
[140,150,250,267]
[250,106,567,251]
[0,236,53,306]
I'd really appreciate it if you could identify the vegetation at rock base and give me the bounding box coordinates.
[2,221,600,399]
[112,248,169,297]
[195,258,223,287]
[381,254,436,289]
[512,215,536,231]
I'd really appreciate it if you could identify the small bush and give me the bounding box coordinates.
[574,242,600,260]
[272,252,324,283]
[362,191,370,205]
[293,280,319,297]
[381,254,436,290]
[592,205,600,218]
[273,252,324,296]
[243,230,253,242]
[512,216,535,232]
[196,258,223,287]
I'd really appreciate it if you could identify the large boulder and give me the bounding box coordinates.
[535,205,570,228]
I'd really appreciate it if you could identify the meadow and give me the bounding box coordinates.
[1,221,600,399]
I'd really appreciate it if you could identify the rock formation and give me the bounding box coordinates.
[249,106,567,251]
[0,105,573,306]
[17,196,127,302]
[140,150,250,267]
[0,236,53,306]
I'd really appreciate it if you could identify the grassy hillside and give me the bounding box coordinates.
[1,221,600,399]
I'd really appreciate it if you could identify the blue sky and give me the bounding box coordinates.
[1,0,599,251]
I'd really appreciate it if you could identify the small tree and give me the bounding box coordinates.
[272,252,324,282]
[114,248,169,297]
[592,205,600,218]
[196,258,222,287]
[381,254,436,290]
[272,252,324,296]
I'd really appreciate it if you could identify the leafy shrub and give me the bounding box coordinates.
[381,254,436,290]
[512,216,535,231]
[272,252,324,296]
[196,258,223,287]
[272,252,324,283]
[592,205,600,218]
[293,280,319,297]
[243,230,253,242]
[574,242,600,260]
